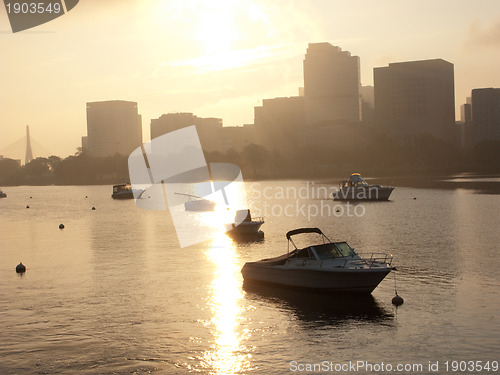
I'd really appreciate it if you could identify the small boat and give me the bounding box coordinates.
[0,189,6,198]
[333,173,394,201]
[225,209,264,239]
[111,183,134,199]
[175,193,216,212]
[241,228,394,293]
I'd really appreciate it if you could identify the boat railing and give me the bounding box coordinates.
[250,216,265,223]
[354,253,393,268]
[289,253,393,268]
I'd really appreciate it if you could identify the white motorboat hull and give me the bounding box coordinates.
[184,199,216,211]
[333,186,394,201]
[225,221,264,234]
[242,263,391,293]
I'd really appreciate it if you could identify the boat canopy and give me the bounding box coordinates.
[349,173,368,185]
[235,209,252,223]
[289,242,357,260]
[286,227,323,240]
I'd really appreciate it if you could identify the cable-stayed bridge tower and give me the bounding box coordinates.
[25,125,34,164]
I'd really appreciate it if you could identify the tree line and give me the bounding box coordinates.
[0,138,499,186]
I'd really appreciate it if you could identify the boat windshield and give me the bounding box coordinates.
[334,242,356,257]
[314,243,343,259]
[349,174,369,187]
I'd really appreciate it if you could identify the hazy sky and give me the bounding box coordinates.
[1,0,500,159]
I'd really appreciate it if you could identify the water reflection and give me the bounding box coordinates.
[243,283,392,326]
[201,234,251,374]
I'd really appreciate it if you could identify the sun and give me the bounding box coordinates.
[195,8,240,55]
[156,0,243,54]
[155,0,274,72]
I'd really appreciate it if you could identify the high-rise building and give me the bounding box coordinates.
[460,97,472,125]
[86,100,142,157]
[303,43,361,126]
[254,96,305,152]
[374,59,455,143]
[457,97,473,149]
[471,88,500,144]
[150,113,223,152]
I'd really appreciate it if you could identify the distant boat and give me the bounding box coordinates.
[0,189,6,198]
[333,173,394,201]
[111,183,135,199]
[225,209,264,239]
[175,192,216,212]
[241,227,394,293]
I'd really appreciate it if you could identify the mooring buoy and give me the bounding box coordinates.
[26,205,30,209]
[59,223,65,229]
[392,294,404,306]
[392,268,404,305]
[16,262,26,273]
[91,207,96,210]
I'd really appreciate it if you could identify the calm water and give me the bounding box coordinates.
[1,182,499,374]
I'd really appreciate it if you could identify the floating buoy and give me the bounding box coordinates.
[413,197,417,200]
[336,209,340,213]
[392,294,404,306]
[91,207,96,210]
[59,223,65,229]
[26,205,30,209]
[392,270,404,305]
[30,196,32,199]
[16,262,26,273]
[85,196,88,199]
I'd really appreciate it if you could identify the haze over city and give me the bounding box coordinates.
[1,0,500,158]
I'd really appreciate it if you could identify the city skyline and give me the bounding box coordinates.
[1,0,500,158]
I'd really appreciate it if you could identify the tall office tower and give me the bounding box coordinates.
[374,59,455,143]
[471,88,500,144]
[303,43,361,126]
[86,100,142,157]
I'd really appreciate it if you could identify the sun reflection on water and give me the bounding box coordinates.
[201,234,252,374]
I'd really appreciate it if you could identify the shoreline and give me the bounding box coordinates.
[2,174,500,194]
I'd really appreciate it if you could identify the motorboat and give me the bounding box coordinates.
[0,189,6,198]
[175,193,216,212]
[333,173,394,201]
[241,228,394,293]
[225,209,264,239]
[111,183,135,199]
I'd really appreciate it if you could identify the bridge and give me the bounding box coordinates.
[0,126,53,165]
